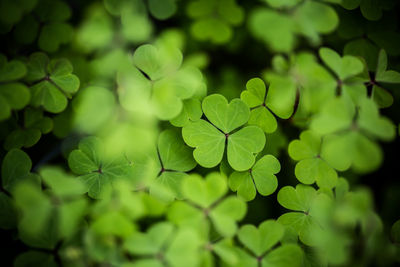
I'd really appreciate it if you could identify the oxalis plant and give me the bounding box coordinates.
[1,0,400,266]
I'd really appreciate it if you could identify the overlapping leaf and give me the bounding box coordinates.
[229,155,280,201]
[183,94,265,171]
[241,77,296,133]
[25,52,80,113]
[68,136,133,199]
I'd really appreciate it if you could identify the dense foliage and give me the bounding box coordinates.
[1,0,400,266]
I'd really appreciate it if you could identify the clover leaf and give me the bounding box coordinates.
[148,0,177,20]
[0,54,30,121]
[370,49,400,108]
[250,1,338,53]
[1,148,40,193]
[277,184,325,245]
[68,136,134,199]
[241,77,297,133]
[229,155,280,201]
[170,98,203,127]
[4,107,53,150]
[319,47,366,104]
[151,129,197,201]
[124,222,201,267]
[13,167,87,250]
[187,0,244,44]
[288,130,343,189]
[235,219,303,267]
[168,172,247,237]
[118,44,206,120]
[238,220,284,256]
[25,52,80,113]
[183,94,265,171]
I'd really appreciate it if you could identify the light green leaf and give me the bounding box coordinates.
[182,172,227,208]
[210,195,247,237]
[1,148,39,192]
[277,185,316,212]
[202,94,249,133]
[319,47,364,80]
[182,119,225,168]
[261,244,303,267]
[158,129,196,171]
[238,220,284,256]
[229,155,279,201]
[68,136,133,198]
[227,126,266,171]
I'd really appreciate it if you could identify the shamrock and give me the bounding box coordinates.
[68,136,134,199]
[124,222,201,267]
[117,44,206,120]
[13,167,87,250]
[319,47,366,104]
[229,155,280,201]
[249,1,338,52]
[4,107,53,150]
[241,77,297,133]
[288,130,342,189]
[170,98,203,127]
[186,0,244,44]
[168,172,247,237]
[311,96,395,172]
[234,220,303,267]
[0,149,40,230]
[152,129,197,201]
[182,94,265,171]
[277,184,329,246]
[369,49,400,108]
[0,54,30,121]
[25,52,80,113]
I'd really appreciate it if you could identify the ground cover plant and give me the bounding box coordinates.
[1,0,400,266]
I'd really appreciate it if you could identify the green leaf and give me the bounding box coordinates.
[170,98,203,127]
[357,98,395,141]
[14,251,57,267]
[68,136,134,198]
[319,47,364,80]
[310,96,355,135]
[0,83,30,121]
[227,126,266,171]
[158,129,196,171]
[241,77,295,133]
[14,182,52,237]
[261,244,303,267]
[124,222,174,255]
[210,196,247,237]
[0,55,26,82]
[229,155,280,201]
[148,0,177,20]
[182,172,227,208]
[1,148,40,192]
[0,192,17,229]
[202,94,249,133]
[241,78,265,107]
[133,44,182,81]
[26,52,80,113]
[249,9,295,53]
[182,119,225,168]
[391,219,400,244]
[375,50,400,83]
[38,22,74,53]
[277,185,316,212]
[39,166,86,197]
[238,220,284,256]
